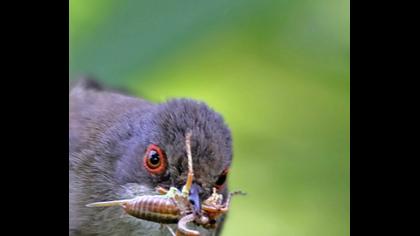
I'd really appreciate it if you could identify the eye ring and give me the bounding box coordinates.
[215,168,229,189]
[143,144,167,175]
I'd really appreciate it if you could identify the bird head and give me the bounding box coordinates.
[70,80,234,235]
[113,98,232,213]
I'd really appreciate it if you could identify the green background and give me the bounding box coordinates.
[70,0,349,235]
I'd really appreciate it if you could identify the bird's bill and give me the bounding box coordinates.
[188,183,202,215]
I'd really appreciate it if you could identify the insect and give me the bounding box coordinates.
[87,132,245,236]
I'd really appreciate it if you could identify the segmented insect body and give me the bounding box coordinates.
[87,189,244,235]
[86,192,189,224]
[122,195,180,224]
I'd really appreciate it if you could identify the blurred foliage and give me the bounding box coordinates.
[70,0,349,235]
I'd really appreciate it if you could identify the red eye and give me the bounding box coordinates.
[143,144,167,175]
[215,168,229,189]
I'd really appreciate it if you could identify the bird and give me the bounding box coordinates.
[69,78,233,236]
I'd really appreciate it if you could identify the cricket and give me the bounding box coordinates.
[86,131,245,236]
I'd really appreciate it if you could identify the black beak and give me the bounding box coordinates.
[188,183,202,215]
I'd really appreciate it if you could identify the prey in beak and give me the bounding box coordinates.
[86,131,245,236]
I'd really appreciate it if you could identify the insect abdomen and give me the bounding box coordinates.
[122,195,180,224]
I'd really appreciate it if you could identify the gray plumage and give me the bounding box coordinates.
[69,79,233,236]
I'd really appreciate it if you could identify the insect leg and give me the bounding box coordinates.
[220,191,246,211]
[156,186,169,195]
[176,213,200,236]
[165,225,176,236]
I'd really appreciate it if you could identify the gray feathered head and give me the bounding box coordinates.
[69,79,233,235]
